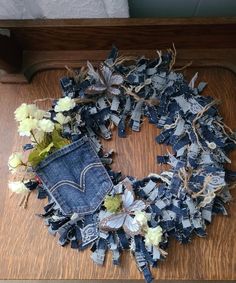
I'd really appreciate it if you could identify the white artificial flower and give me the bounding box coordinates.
[144,226,163,246]
[8,152,24,170]
[54,97,76,112]
[38,119,55,133]
[27,104,38,117]
[8,181,29,194]
[14,103,46,122]
[134,211,150,227]
[18,118,38,136]
[54,112,71,125]
[14,103,29,122]
[33,109,46,120]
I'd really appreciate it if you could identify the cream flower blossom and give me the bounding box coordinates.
[14,103,29,122]
[27,104,38,117]
[8,152,24,170]
[54,113,71,125]
[134,211,150,227]
[8,181,29,194]
[38,119,55,133]
[144,226,163,246]
[18,118,38,136]
[14,103,46,121]
[33,109,46,120]
[54,97,76,112]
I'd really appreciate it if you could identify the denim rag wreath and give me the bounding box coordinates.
[8,46,236,283]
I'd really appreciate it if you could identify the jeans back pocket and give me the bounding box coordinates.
[35,136,113,215]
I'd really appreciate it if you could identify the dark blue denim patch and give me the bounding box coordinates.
[35,136,113,216]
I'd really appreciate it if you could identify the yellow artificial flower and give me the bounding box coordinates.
[38,119,55,133]
[54,97,76,112]
[54,113,71,125]
[8,152,24,171]
[18,118,38,136]
[8,181,29,194]
[144,226,163,246]
[104,195,122,213]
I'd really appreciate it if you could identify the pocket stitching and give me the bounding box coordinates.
[49,162,104,194]
[80,162,105,188]
[50,180,84,193]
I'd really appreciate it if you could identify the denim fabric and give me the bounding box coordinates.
[35,136,113,215]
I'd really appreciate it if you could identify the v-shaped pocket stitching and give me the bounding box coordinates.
[80,162,105,189]
[50,180,84,193]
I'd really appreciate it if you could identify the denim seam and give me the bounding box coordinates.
[50,163,109,195]
[70,181,113,215]
[87,137,114,185]
[35,136,89,170]
[80,162,104,188]
[50,180,84,193]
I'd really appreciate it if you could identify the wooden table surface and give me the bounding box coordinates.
[0,66,235,281]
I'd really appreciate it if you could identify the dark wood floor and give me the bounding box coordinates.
[0,67,235,280]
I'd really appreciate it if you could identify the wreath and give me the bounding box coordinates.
[8,46,236,283]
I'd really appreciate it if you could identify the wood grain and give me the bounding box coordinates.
[0,18,236,83]
[1,18,235,50]
[10,23,236,51]
[1,17,236,27]
[0,34,22,73]
[0,66,235,280]
[20,48,236,82]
